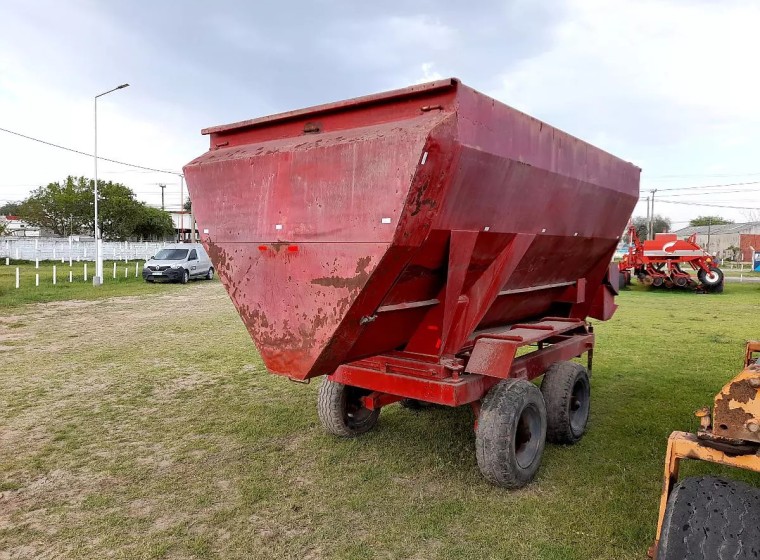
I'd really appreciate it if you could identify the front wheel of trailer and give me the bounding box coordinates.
[317,379,379,437]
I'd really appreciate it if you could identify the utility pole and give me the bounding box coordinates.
[707,216,712,255]
[180,175,185,242]
[649,188,658,239]
[93,82,129,286]
[645,195,650,240]
[159,183,166,210]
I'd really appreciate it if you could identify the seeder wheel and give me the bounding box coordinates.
[698,266,724,292]
[475,379,547,489]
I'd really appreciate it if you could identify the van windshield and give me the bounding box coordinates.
[154,249,188,261]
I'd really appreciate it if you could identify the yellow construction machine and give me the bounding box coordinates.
[652,342,760,559]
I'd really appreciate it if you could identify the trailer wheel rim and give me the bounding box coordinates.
[569,377,590,435]
[514,403,542,469]
[705,271,720,283]
[344,388,374,430]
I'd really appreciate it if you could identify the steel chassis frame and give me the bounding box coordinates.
[330,317,594,415]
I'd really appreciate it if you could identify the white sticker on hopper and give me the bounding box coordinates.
[381,218,392,224]
[421,152,428,165]
[275,224,283,230]
[203,228,209,234]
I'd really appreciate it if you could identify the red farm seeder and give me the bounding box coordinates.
[618,225,723,292]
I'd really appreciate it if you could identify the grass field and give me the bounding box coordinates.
[1,281,760,559]
[0,260,186,308]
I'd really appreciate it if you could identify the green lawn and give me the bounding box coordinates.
[0,260,186,308]
[1,281,759,559]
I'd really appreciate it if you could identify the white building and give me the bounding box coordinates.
[170,211,198,241]
[1,215,40,237]
[672,222,760,261]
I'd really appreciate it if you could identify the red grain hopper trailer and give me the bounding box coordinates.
[184,78,640,487]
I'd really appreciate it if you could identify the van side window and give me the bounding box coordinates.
[189,250,198,260]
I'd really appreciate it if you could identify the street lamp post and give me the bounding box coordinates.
[93,83,129,286]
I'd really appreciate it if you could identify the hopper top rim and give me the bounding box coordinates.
[201,78,460,136]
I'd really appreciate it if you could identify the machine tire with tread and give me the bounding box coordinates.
[206,267,214,280]
[697,266,724,290]
[541,361,590,444]
[475,379,547,489]
[657,475,760,560]
[317,379,379,437]
[181,269,189,284]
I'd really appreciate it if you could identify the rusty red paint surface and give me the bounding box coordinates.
[184,78,639,381]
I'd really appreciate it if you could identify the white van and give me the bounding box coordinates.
[142,243,214,284]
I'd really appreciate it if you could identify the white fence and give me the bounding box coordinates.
[0,237,172,262]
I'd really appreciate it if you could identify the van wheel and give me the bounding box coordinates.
[206,267,214,280]
[181,270,189,284]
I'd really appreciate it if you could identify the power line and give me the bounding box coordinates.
[658,199,760,210]
[649,172,760,179]
[656,180,760,192]
[659,188,760,198]
[0,126,179,176]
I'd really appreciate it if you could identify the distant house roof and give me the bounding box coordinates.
[4,215,20,221]
[672,222,760,236]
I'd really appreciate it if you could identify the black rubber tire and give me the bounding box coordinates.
[657,476,760,560]
[475,379,547,489]
[618,270,628,291]
[145,277,154,283]
[206,267,214,280]
[540,361,590,444]
[180,269,189,284]
[317,379,379,437]
[618,270,631,290]
[698,266,724,288]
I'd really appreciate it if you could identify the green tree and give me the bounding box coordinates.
[19,176,90,236]
[96,180,145,240]
[0,201,22,215]
[633,215,671,240]
[689,215,733,227]
[0,221,8,236]
[133,206,175,240]
[183,197,191,212]
[18,176,175,240]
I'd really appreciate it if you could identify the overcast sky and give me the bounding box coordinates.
[1,0,759,229]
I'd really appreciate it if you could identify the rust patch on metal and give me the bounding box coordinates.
[714,379,755,437]
[726,378,755,403]
[311,256,372,290]
[204,239,233,276]
[409,180,437,217]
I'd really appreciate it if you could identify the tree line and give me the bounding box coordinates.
[628,215,734,240]
[1,176,175,240]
